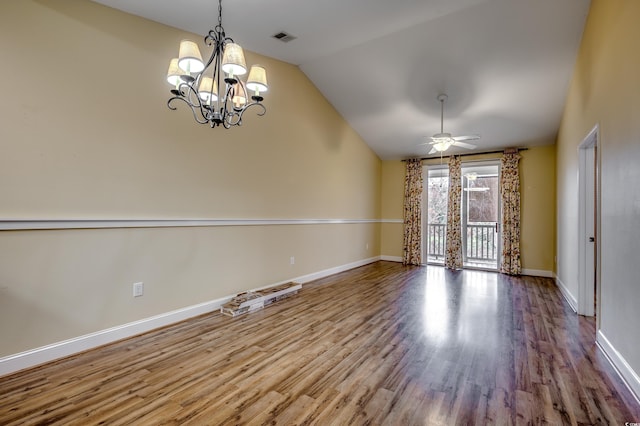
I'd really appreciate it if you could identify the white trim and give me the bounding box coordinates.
[294,257,380,283]
[577,124,599,317]
[0,218,382,231]
[521,268,554,278]
[381,219,403,224]
[554,274,578,313]
[0,257,380,377]
[380,255,403,263]
[596,330,640,406]
[0,296,231,377]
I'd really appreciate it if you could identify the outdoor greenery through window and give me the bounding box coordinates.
[426,164,500,270]
[463,171,499,269]
[427,168,449,264]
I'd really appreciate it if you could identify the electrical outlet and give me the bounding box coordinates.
[290,256,295,265]
[133,282,144,297]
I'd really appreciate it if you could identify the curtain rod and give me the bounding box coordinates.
[402,147,528,162]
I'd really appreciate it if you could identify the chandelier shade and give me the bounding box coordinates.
[232,83,247,107]
[167,0,268,129]
[221,43,247,77]
[198,77,218,102]
[246,65,268,97]
[178,40,205,73]
[166,58,183,87]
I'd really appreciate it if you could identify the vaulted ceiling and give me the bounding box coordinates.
[92,0,591,159]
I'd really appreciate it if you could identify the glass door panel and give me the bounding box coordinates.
[462,163,500,270]
[425,167,448,265]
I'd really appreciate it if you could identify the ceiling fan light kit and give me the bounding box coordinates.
[427,94,480,154]
[166,0,268,129]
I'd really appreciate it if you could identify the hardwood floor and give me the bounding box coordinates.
[1,261,639,425]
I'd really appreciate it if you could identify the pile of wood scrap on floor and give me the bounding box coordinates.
[220,282,301,317]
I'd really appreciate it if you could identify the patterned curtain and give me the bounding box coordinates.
[445,156,463,269]
[403,159,423,266]
[500,152,522,275]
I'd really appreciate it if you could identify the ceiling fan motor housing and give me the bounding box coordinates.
[432,132,452,140]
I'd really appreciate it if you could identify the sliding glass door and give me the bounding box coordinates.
[461,162,500,270]
[425,162,501,270]
[425,167,448,265]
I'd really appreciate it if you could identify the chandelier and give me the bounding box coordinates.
[166,0,268,128]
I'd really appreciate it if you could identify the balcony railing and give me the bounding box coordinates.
[427,223,447,260]
[465,223,497,262]
[426,222,498,265]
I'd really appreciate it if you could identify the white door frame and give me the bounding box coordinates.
[461,161,501,271]
[422,164,448,265]
[577,124,600,317]
[421,164,429,264]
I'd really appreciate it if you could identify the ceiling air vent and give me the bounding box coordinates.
[272,31,297,43]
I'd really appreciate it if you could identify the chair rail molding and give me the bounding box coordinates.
[0,218,382,231]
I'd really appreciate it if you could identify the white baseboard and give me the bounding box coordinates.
[380,255,403,263]
[293,257,380,283]
[0,296,232,377]
[0,257,381,377]
[596,330,640,406]
[554,274,578,313]
[521,268,554,278]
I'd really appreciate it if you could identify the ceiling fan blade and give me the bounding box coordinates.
[453,135,480,141]
[454,141,477,150]
[428,147,438,154]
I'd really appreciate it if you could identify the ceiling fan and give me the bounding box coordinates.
[425,94,480,154]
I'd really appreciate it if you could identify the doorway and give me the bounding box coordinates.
[578,125,599,318]
[424,162,501,270]
[461,162,500,270]
[424,166,448,265]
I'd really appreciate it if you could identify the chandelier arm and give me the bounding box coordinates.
[175,81,215,125]
[191,104,211,125]
[224,111,241,127]
[169,81,199,109]
[245,102,267,117]
[182,81,207,112]
[167,96,210,125]
[224,102,266,126]
[221,87,237,129]
[203,29,224,70]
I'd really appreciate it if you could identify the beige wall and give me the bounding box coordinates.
[380,161,405,258]
[556,0,640,383]
[0,1,381,357]
[380,146,556,272]
[520,146,556,273]
[0,1,381,220]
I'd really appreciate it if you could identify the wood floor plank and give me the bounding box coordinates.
[362,387,395,424]
[271,394,316,425]
[484,387,514,425]
[1,261,639,425]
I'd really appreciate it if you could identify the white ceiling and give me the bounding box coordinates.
[91,0,591,160]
